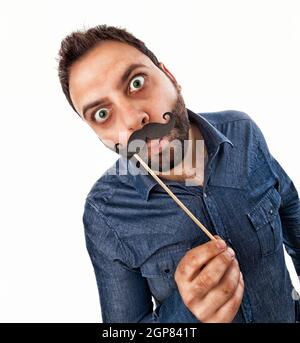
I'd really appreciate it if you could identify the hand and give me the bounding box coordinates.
[174,236,244,323]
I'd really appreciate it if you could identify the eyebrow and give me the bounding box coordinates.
[82,63,148,119]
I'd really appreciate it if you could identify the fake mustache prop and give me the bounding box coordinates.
[113,111,215,241]
[114,111,176,160]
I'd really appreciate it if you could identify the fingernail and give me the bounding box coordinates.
[227,247,235,258]
[216,239,226,250]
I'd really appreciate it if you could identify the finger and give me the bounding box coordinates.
[209,272,244,323]
[192,247,236,291]
[195,258,240,319]
[175,237,227,282]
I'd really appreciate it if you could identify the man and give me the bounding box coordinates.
[57,24,300,322]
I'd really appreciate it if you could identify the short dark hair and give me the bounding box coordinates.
[56,24,162,116]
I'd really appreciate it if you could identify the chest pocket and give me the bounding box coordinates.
[247,186,283,257]
[139,241,191,304]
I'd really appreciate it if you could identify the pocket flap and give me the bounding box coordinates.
[247,187,281,230]
[140,241,191,278]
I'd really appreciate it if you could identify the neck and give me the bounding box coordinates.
[158,122,207,185]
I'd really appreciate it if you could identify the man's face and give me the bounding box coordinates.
[69,40,190,172]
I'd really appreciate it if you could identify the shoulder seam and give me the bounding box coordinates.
[84,199,133,267]
[200,110,252,125]
[214,118,252,125]
[85,198,100,213]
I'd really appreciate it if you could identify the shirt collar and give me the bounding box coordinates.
[118,108,233,201]
[187,108,233,155]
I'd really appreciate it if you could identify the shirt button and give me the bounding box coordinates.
[269,209,273,215]
[204,192,208,198]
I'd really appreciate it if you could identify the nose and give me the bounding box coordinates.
[116,102,150,150]
[121,108,149,132]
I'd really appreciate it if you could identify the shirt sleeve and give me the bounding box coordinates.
[82,200,201,323]
[270,156,300,275]
[252,119,300,275]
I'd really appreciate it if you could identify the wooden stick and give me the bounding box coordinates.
[133,153,216,241]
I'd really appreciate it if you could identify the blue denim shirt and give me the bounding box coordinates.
[82,108,300,323]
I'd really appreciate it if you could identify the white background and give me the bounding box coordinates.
[0,0,299,322]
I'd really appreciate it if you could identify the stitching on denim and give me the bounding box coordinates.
[85,200,134,267]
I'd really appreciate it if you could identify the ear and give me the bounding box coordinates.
[159,62,182,91]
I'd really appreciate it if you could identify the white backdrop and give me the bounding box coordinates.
[0,0,299,322]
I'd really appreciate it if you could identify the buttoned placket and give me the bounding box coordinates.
[201,145,254,323]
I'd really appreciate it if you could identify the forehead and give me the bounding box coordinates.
[69,41,156,113]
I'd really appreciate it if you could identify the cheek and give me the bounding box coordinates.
[92,126,124,149]
[149,92,177,121]
[152,79,177,107]
[87,123,109,142]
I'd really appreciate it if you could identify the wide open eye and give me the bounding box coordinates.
[129,75,145,92]
[93,108,110,123]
